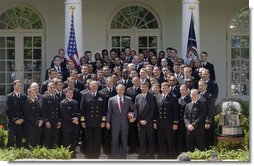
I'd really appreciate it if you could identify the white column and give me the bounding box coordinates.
[65,0,83,61]
[181,0,200,63]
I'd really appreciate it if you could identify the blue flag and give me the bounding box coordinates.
[66,11,80,67]
[186,13,198,65]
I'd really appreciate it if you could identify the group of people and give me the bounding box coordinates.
[5,47,218,159]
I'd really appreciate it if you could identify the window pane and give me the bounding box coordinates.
[139,36,147,47]
[0,73,6,83]
[112,36,120,47]
[33,73,41,83]
[231,48,240,59]
[0,61,5,71]
[24,61,32,71]
[24,49,32,59]
[24,37,32,47]
[121,36,130,47]
[231,36,241,48]
[241,48,249,59]
[7,61,15,71]
[33,49,41,59]
[241,36,249,47]
[6,37,15,47]
[33,36,41,47]
[149,36,157,47]
[7,49,15,59]
[7,73,15,83]
[0,49,5,59]
[0,85,6,95]
[0,37,5,48]
[33,61,41,71]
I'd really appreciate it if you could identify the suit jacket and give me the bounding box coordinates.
[116,79,133,89]
[184,100,206,135]
[5,92,27,125]
[80,91,106,127]
[99,87,117,112]
[106,95,136,130]
[178,95,191,130]
[22,98,42,132]
[156,93,179,130]
[206,79,219,99]
[125,86,141,103]
[40,80,50,95]
[199,91,215,124]
[134,92,156,125]
[56,91,66,102]
[75,80,85,91]
[39,92,61,127]
[170,85,181,99]
[203,62,216,81]
[60,98,80,132]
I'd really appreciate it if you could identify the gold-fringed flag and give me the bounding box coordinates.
[66,8,80,67]
[186,12,198,65]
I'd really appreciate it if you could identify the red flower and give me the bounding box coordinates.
[0,124,4,129]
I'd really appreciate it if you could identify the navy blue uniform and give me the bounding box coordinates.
[22,98,42,148]
[60,98,80,156]
[5,92,26,148]
[39,92,61,148]
[80,91,106,159]
[155,93,179,159]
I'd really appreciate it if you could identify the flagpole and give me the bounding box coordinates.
[65,0,83,66]
[181,0,200,64]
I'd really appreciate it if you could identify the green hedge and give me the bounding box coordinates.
[0,129,7,149]
[187,145,249,161]
[0,146,72,161]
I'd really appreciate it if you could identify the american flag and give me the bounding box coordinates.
[186,13,198,65]
[66,11,80,67]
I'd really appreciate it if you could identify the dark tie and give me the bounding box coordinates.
[109,88,112,93]
[17,93,20,98]
[119,96,123,113]
[93,93,96,99]
[192,102,196,109]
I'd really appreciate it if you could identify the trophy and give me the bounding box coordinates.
[218,101,244,137]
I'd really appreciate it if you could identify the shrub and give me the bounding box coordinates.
[0,146,72,161]
[0,112,7,129]
[0,129,7,148]
[187,146,249,161]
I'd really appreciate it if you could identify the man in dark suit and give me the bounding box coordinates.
[63,77,81,104]
[46,55,69,81]
[6,80,27,148]
[60,88,80,158]
[201,69,219,100]
[99,76,117,155]
[125,76,141,154]
[39,81,61,148]
[184,89,206,152]
[41,68,57,95]
[177,85,191,154]
[198,80,216,149]
[22,88,43,148]
[154,82,179,159]
[169,76,181,98]
[55,79,65,101]
[80,81,106,159]
[106,84,137,159]
[135,81,156,159]
[116,69,132,88]
[200,52,216,81]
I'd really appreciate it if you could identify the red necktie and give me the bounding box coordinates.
[119,96,123,113]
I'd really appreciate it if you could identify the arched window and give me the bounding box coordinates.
[109,5,161,53]
[0,6,43,29]
[229,7,249,29]
[111,6,158,29]
[227,6,249,100]
[0,5,45,97]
